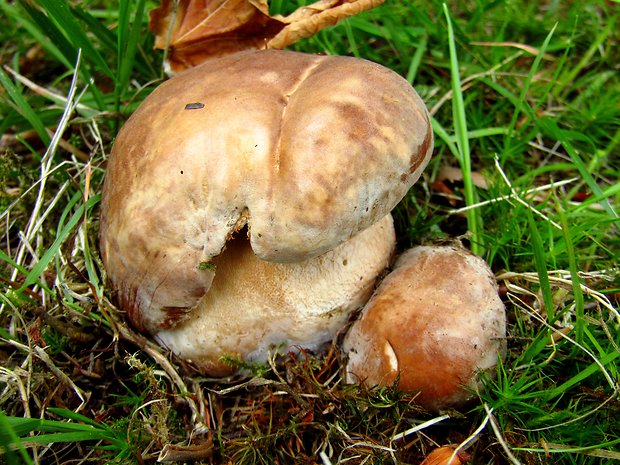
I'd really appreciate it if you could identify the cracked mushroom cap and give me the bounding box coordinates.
[100,49,433,334]
[342,245,507,411]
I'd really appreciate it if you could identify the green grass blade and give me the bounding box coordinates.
[23,432,110,444]
[570,182,620,214]
[47,408,109,429]
[117,0,131,77]
[35,0,113,77]
[547,350,618,399]
[406,32,427,84]
[526,211,555,322]
[0,67,51,145]
[0,248,52,296]
[557,203,586,344]
[442,4,468,167]
[446,127,510,143]
[431,116,459,158]
[443,3,482,254]
[505,23,557,145]
[540,119,617,218]
[18,2,76,65]
[0,1,72,69]
[0,411,35,465]
[0,250,31,279]
[348,15,385,38]
[553,17,616,99]
[480,78,536,121]
[343,20,360,58]
[518,331,553,367]
[19,193,101,292]
[116,0,147,104]
[3,412,126,447]
[72,6,117,55]
[515,438,620,456]
[2,417,46,436]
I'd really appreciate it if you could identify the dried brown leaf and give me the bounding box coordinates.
[150,0,385,72]
[149,0,284,70]
[267,0,384,50]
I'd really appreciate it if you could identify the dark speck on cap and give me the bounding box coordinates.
[185,102,205,110]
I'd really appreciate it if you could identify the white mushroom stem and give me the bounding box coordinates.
[156,214,396,376]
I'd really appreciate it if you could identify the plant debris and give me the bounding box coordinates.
[150,0,385,72]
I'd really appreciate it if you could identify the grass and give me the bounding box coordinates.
[1,0,618,464]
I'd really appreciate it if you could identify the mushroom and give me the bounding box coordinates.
[419,446,469,465]
[99,49,433,375]
[342,245,506,411]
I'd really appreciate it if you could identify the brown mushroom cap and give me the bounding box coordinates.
[342,245,507,411]
[100,49,433,334]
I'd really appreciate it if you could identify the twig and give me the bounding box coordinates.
[471,41,555,60]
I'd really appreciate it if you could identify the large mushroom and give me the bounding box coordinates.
[342,245,507,411]
[100,49,433,375]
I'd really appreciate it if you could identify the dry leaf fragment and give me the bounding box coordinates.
[150,0,284,71]
[150,0,385,72]
[267,0,384,50]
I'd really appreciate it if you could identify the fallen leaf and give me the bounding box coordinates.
[150,0,385,72]
[150,0,282,71]
[267,0,384,50]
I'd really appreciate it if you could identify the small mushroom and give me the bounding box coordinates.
[100,49,433,375]
[419,446,469,465]
[342,245,506,411]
